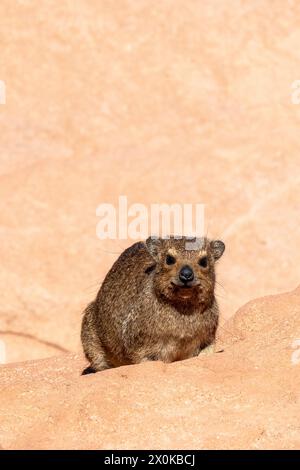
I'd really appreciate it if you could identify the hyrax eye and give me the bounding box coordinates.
[166,254,176,265]
[198,256,208,268]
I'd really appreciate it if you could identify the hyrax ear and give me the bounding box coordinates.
[145,236,161,260]
[210,240,225,261]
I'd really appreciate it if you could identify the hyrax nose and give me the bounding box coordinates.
[179,265,194,283]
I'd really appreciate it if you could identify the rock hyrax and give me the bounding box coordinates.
[81,236,225,373]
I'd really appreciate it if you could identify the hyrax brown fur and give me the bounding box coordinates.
[81,236,225,373]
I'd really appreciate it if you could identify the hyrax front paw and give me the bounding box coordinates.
[199,343,215,356]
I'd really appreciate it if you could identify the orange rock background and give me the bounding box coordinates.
[0,0,300,450]
[1,0,300,364]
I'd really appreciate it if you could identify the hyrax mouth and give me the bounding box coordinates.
[171,281,201,300]
[171,281,200,289]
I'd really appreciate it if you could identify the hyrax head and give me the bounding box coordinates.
[145,236,225,304]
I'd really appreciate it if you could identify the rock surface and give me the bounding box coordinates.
[1,288,299,449]
[1,1,300,362]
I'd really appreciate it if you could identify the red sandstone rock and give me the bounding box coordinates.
[0,0,299,451]
[0,288,299,449]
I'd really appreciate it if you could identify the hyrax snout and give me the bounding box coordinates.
[81,236,225,374]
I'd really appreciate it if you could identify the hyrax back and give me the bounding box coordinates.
[81,236,225,373]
